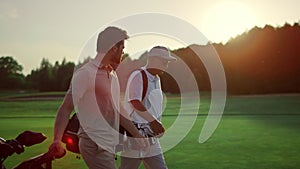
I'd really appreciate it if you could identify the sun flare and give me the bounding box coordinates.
[201,1,257,44]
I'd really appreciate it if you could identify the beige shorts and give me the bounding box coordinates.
[79,134,117,169]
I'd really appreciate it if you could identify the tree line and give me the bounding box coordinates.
[0,57,74,91]
[215,22,300,94]
[117,22,300,94]
[1,22,299,94]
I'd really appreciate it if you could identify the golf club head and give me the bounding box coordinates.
[16,130,47,147]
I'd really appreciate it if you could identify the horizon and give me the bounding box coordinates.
[1,0,300,74]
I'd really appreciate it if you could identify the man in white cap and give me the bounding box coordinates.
[120,46,177,169]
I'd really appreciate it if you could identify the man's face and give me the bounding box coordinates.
[148,57,170,75]
[153,57,170,71]
[111,41,125,65]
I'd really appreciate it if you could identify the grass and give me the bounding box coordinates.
[0,91,65,99]
[0,92,300,168]
[0,100,62,117]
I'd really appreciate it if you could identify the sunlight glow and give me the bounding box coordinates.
[201,1,258,44]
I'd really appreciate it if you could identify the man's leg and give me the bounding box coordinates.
[79,136,117,169]
[142,153,167,169]
[120,156,141,169]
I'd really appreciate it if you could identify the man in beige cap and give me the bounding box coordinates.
[120,46,177,169]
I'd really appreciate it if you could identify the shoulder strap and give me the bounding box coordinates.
[139,69,148,101]
[119,69,148,137]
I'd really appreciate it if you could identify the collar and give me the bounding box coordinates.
[100,64,113,72]
[90,57,113,72]
[90,53,104,67]
[142,67,157,82]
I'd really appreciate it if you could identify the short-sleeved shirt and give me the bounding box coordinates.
[71,58,120,153]
[123,67,164,157]
[124,67,163,124]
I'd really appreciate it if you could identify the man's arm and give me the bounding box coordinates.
[53,93,74,142]
[130,100,156,122]
[119,107,150,151]
[130,100,165,136]
[119,114,141,138]
[127,72,165,135]
[49,93,74,155]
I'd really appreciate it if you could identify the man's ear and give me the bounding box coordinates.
[112,46,118,52]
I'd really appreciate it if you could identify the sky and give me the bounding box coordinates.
[0,0,299,75]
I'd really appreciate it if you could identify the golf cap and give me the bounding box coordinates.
[148,46,177,61]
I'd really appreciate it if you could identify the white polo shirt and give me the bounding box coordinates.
[124,67,163,124]
[123,67,164,158]
[71,58,120,153]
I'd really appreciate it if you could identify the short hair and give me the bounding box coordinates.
[151,46,168,51]
[96,26,128,54]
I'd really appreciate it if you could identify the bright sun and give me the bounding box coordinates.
[201,1,257,44]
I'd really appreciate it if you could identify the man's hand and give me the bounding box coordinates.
[130,100,165,137]
[149,120,165,137]
[49,141,66,158]
[132,135,150,152]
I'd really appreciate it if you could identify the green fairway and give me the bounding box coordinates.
[0,93,300,169]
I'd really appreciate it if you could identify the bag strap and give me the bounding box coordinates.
[139,69,148,101]
[118,69,148,138]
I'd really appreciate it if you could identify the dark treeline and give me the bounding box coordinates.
[26,58,75,91]
[118,22,300,94]
[0,57,74,91]
[182,22,300,94]
[1,22,299,94]
[215,22,300,94]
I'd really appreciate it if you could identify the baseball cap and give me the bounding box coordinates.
[148,46,177,61]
